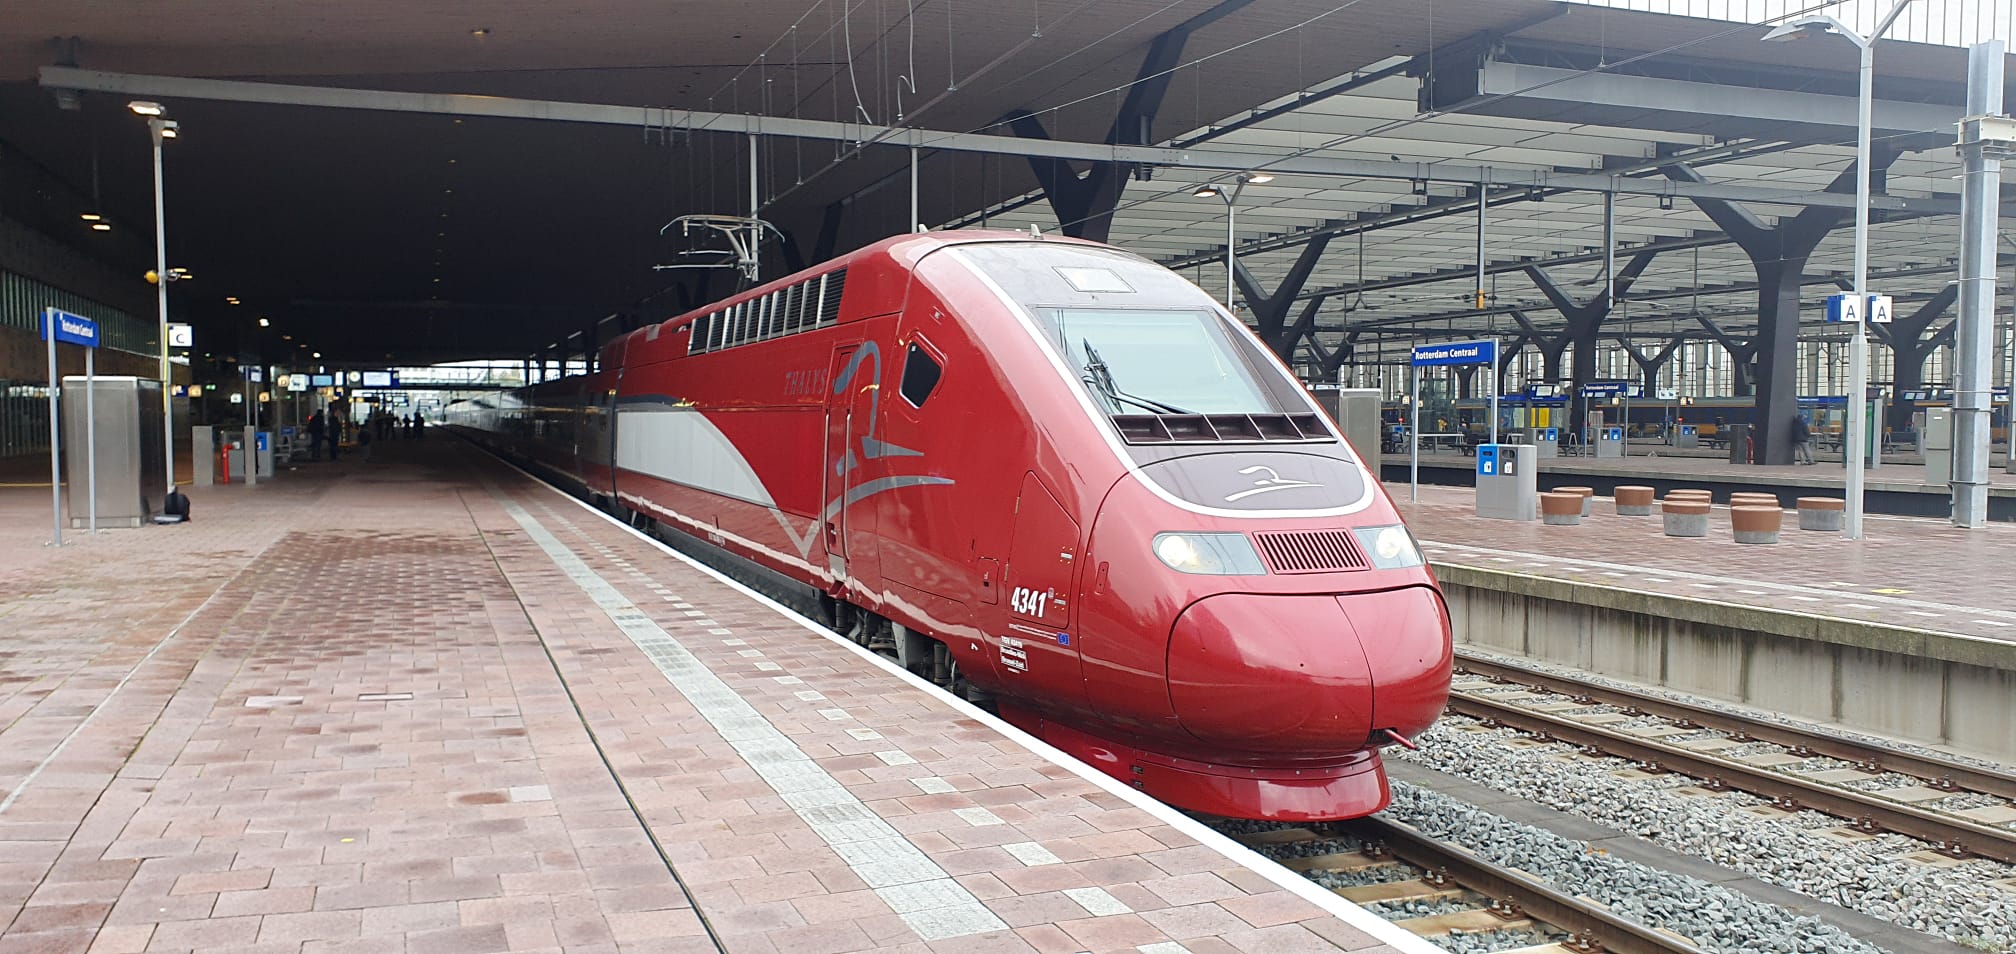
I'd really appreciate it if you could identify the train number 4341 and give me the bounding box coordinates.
[1010,586,1055,617]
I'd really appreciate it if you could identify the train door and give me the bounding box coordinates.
[1000,472,1085,708]
[822,343,886,588]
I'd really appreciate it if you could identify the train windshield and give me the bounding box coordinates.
[1041,308,1278,415]
[948,242,1308,419]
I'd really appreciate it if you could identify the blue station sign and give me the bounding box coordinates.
[1412,339,1497,367]
[1579,380,1639,398]
[40,308,100,348]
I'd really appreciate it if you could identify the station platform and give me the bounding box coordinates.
[1398,484,2016,644]
[1386,448,2016,521]
[1397,484,2016,762]
[0,439,1422,954]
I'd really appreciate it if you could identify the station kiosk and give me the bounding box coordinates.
[1475,444,1537,521]
[1595,425,1626,459]
[1923,407,1952,488]
[1324,388,1383,476]
[59,375,166,528]
[192,425,216,486]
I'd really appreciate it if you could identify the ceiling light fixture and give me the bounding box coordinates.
[258,317,270,327]
[158,124,178,139]
[226,296,241,305]
[1192,185,1222,198]
[90,222,111,232]
[127,100,164,116]
[1241,172,1275,184]
[80,212,102,221]
[471,27,491,37]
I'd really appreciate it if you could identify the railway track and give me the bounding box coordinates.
[1216,816,1707,954]
[1449,651,2016,865]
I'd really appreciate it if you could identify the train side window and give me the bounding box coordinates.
[900,341,943,408]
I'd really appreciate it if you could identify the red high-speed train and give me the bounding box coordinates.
[447,230,1451,820]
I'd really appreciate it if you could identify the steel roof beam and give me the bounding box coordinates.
[39,66,1968,214]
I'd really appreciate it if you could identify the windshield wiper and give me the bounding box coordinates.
[1082,340,1194,415]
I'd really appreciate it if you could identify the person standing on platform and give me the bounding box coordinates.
[328,412,343,462]
[358,416,374,462]
[1790,412,1815,465]
[414,409,425,438]
[307,411,325,462]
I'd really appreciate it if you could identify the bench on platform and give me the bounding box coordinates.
[1797,496,1846,531]
[1662,498,1710,537]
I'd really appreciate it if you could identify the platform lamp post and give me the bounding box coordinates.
[1193,173,1273,312]
[131,100,181,512]
[1763,1,1912,541]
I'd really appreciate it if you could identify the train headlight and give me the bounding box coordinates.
[1151,532,1266,575]
[1353,525,1424,569]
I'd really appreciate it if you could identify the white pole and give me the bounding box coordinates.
[1224,199,1237,312]
[910,145,920,232]
[1410,360,1420,502]
[45,309,62,547]
[1843,34,1873,539]
[150,119,174,512]
[86,346,96,533]
[244,374,256,486]
[1839,0,1914,538]
[1489,339,1500,446]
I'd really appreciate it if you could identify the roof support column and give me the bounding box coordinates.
[1004,0,1254,241]
[1523,250,1658,441]
[1303,330,1360,382]
[1872,286,1959,432]
[1953,40,2006,525]
[1662,155,1896,464]
[1235,236,1334,361]
[1621,336,1688,399]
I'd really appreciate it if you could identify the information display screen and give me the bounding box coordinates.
[361,371,393,388]
[310,373,335,387]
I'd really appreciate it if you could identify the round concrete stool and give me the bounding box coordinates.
[1613,485,1655,516]
[1662,499,1710,537]
[1554,485,1595,517]
[1665,488,1712,502]
[1540,492,1584,525]
[1731,505,1783,544]
[1730,492,1782,508]
[1797,496,1845,531]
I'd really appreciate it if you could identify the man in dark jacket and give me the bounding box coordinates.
[1790,413,1815,465]
[307,412,325,461]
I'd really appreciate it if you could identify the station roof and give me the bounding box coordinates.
[1,0,2011,368]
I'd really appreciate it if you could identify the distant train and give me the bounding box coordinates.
[1402,394,2010,445]
[447,230,1452,821]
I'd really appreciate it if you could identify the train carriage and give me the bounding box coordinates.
[449,230,1453,821]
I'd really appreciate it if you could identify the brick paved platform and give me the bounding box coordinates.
[1387,449,2016,521]
[1398,484,2016,649]
[0,439,1428,954]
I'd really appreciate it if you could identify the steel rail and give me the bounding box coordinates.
[1345,815,1709,954]
[1454,652,2016,802]
[1446,690,2016,865]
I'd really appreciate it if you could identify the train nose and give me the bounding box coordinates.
[1166,586,1451,751]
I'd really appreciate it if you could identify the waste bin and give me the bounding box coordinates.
[1726,423,1751,463]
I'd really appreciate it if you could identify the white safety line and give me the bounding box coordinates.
[0,574,237,816]
[494,494,1009,942]
[508,459,1447,954]
[1423,539,2016,632]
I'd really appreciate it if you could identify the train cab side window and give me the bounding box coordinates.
[900,342,943,408]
